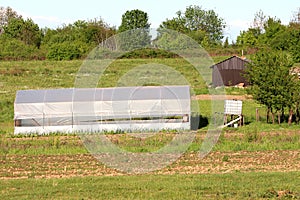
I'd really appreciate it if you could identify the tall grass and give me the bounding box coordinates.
[0,129,299,156]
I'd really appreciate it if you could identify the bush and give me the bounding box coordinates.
[0,37,45,60]
[46,41,89,60]
[119,48,178,59]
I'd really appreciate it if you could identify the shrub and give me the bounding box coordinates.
[0,37,45,60]
[46,41,89,60]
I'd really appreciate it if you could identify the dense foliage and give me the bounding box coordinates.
[117,9,151,51]
[0,7,116,60]
[246,49,299,124]
[159,5,226,47]
[0,6,299,60]
[237,10,300,62]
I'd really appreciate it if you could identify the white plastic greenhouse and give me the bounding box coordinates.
[14,86,191,134]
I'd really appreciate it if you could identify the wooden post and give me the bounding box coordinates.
[242,115,244,126]
[224,114,227,125]
[240,115,244,126]
[256,108,259,122]
[288,109,293,125]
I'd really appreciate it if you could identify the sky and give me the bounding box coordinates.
[1,0,299,42]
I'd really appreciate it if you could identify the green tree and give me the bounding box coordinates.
[118,9,150,32]
[118,9,151,51]
[287,27,300,62]
[0,6,21,33]
[159,5,225,46]
[3,17,42,48]
[246,49,295,124]
[84,18,116,45]
[42,18,115,60]
[236,11,284,49]
[223,37,229,48]
[287,10,300,62]
[236,28,260,46]
[259,17,285,45]
[251,10,267,34]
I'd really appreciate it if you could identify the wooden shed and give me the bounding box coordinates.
[211,55,250,87]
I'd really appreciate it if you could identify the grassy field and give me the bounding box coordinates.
[1,58,298,126]
[0,130,299,156]
[0,58,208,125]
[0,58,299,199]
[1,172,299,199]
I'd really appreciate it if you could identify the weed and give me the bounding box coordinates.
[245,129,261,143]
[222,155,230,162]
[52,136,60,149]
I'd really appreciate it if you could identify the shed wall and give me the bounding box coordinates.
[212,56,249,87]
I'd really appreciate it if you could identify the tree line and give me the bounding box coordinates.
[237,9,300,63]
[0,7,116,60]
[1,6,298,61]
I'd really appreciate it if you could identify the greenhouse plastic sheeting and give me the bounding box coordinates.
[14,86,191,134]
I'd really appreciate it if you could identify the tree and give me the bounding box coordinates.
[290,7,300,25]
[236,12,288,53]
[251,10,267,34]
[3,17,42,48]
[260,17,285,44]
[0,6,21,34]
[0,7,44,59]
[236,28,260,46]
[287,27,300,62]
[42,18,115,60]
[236,10,266,47]
[118,9,150,32]
[287,8,300,62]
[159,5,226,46]
[84,18,116,45]
[223,37,229,48]
[118,9,151,51]
[246,49,295,124]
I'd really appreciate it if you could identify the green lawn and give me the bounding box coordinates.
[0,172,299,199]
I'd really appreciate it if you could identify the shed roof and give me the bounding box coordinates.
[210,55,250,70]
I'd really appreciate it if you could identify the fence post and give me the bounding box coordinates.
[256,108,259,122]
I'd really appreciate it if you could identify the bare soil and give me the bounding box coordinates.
[192,94,252,100]
[0,150,299,179]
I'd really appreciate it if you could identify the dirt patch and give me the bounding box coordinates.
[158,150,300,175]
[192,94,252,100]
[0,150,299,179]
